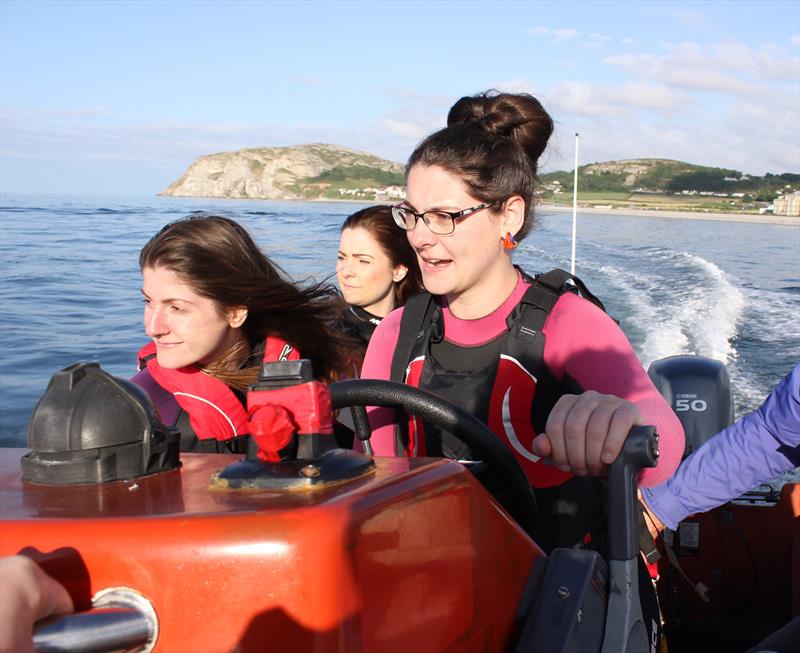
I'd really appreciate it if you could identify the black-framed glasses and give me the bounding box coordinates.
[391,202,496,235]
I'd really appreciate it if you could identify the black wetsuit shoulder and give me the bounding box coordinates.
[338,305,382,350]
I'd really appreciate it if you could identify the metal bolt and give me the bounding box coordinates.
[300,464,320,478]
[556,585,570,599]
[577,609,583,624]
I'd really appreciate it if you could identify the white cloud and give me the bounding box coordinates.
[604,40,800,99]
[544,85,799,177]
[663,68,753,96]
[536,34,798,176]
[553,28,580,42]
[382,87,454,108]
[548,80,688,117]
[289,75,324,87]
[527,26,580,43]
[0,106,113,120]
[638,6,709,30]
[713,41,799,80]
[671,9,708,28]
[490,78,539,95]
[378,117,434,141]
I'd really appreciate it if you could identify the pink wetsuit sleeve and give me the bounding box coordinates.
[359,307,405,455]
[542,293,685,486]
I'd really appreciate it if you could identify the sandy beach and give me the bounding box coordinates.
[539,203,800,227]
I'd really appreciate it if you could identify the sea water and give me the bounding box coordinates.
[1,193,798,446]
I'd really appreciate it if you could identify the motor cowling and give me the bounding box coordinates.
[647,355,734,458]
[21,362,180,484]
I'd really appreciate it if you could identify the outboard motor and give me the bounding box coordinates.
[21,362,180,484]
[647,355,734,458]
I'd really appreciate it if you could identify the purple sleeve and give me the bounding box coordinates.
[642,363,800,530]
[131,368,181,427]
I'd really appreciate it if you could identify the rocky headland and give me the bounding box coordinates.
[159,143,404,201]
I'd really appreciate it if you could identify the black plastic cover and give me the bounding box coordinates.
[21,362,180,484]
[251,359,314,389]
[515,548,608,653]
[647,355,734,458]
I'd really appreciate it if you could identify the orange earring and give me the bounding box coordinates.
[502,232,518,250]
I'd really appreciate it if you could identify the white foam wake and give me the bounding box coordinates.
[590,249,744,369]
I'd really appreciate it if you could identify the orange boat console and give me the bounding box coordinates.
[1,448,541,652]
[6,357,758,653]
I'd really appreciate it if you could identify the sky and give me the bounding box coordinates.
[1,0,798,196]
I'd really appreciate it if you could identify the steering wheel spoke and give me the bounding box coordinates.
[330,379,537,538]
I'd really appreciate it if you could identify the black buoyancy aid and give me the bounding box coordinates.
[138,336,300,452]
[389,268,608,489]
[340,305,382,348]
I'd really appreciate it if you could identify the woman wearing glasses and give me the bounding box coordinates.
[360,91,684,554]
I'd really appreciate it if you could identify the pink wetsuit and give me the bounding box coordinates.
[361,274,684,487]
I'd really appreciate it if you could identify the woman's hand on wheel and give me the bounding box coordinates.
[532,391,643,476]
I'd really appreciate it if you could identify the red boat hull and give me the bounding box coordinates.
[656,483,800,650]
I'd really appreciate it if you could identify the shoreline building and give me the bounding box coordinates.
[773,191,800,216]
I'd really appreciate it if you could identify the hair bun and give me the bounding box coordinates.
[447,90,553,166]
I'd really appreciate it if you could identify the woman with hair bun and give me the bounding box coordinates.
[336,205,423,354]
[132,214,357,453]
[361,90,684,554]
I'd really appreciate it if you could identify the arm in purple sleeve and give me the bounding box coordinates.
[642,363,800,530]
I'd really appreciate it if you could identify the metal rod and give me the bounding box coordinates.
[350,404,373,456]
[571,132,579,275]
[33,607,152,653]
[33,587,157,653]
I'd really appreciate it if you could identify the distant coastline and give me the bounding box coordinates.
[290,197,800,226]
[189,195,800,226]
[538,203,800,227]
[157,145,799,223]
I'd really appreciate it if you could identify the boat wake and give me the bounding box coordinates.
[519,239,792,415]
[605,249,744,367]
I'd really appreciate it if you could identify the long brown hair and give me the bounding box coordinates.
[407,90,554,241]
[341,205,423,307]
[140,214,355,387]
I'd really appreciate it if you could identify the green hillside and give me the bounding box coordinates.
[539,159,799,212]
[290,165,406,199]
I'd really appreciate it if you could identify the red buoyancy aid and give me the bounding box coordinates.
[401,343,573,489]
[138,336,300,441]
[391,269,608,489]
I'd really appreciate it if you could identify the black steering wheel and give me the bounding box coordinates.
[329,379,537,538]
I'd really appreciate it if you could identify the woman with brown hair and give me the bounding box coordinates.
[360,90,685,644]
[361,90,684,546]
[131,214,356,452]
[336,205,422,353]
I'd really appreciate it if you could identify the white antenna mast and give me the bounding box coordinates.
[570,133,579,275]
